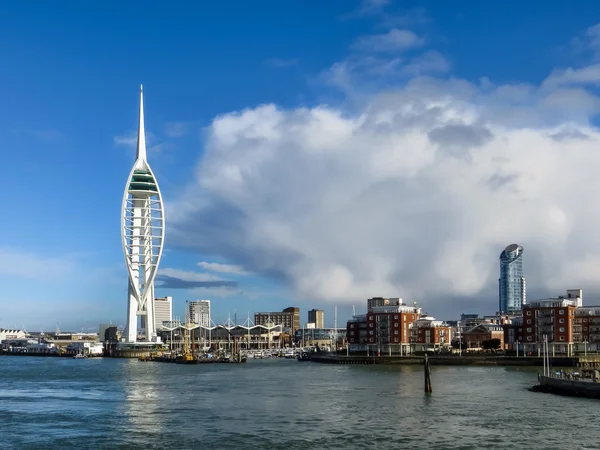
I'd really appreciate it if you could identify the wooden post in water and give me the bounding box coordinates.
[424,354,432,393]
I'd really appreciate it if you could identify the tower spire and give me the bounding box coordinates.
[136,84,147,162]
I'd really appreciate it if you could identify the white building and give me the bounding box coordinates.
[0,329,26,341]
[189,300,210,326]
[154,296,172,330]
[121,86,165,344]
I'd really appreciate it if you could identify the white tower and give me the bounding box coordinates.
[121,85,165,343]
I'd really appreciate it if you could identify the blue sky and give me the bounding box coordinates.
[3,0,600,331]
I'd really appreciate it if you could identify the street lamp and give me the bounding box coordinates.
[516,340,519,358]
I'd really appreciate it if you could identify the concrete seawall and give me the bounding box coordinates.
[308,354,599,367]
[533,376,600,399]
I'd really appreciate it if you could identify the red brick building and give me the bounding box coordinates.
[522,298,577,353]
[463,324,505,350]
[410,317,453,351]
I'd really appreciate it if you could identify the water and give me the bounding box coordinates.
[0,357,598,449]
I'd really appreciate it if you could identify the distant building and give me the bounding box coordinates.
[348,302,422,347]
[463,324,505,350]
[499,244,526,313]
[308,309,324,329]
[0,329,26,341]
[409,316,453,351]
[154,296,172,330]
[521,291,580,353]
[254,307,300,334]
[189,300,210,327]
[294,328,346,347]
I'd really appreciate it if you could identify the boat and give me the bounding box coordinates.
[297,351,311,361]
[73,353,86,359]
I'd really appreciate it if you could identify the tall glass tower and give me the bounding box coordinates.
[498,244,526,313]
[121,86,165,343]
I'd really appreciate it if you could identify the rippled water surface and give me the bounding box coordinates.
[1,356,598,449]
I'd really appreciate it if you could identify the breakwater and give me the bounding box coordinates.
[309,353,600,367]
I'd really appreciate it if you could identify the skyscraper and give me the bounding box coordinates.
[189,300,211,327]
[499,244,526,313]
[121,86,165,343]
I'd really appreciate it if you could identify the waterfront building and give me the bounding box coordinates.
[573,305,600,344]
[307,309,324,329]
[254,307,300,334]
[0,329,26,341]
[294,327,345,347]
[121,86,165,344]
[409,316,453,351]
[498,244,526,313]
[154,296,173,330]
[462,324,505,350]
[522,291,579,354]
[189,300,210,326]
[503,316,524,350]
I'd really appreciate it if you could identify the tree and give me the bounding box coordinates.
[451,340,466,350]
[482,339,501,351]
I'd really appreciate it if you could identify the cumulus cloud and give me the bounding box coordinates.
[166,24,600,316]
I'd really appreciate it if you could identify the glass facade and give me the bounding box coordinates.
[499,244,526,313]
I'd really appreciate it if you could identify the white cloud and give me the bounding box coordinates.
[166,25,600,316]
[198,261,248,275]
[351,29,424,53]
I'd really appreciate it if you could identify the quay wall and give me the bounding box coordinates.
[535,376,600,399]
[309,354,600,367]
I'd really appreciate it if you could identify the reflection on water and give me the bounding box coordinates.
[0,357,598,449]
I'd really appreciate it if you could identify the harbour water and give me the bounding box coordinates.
[1,357,598,449]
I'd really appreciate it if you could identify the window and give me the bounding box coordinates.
[559,310,565,315]
[369,323,374,328]
[527,336,532,341]
[394,330,399,335]
[584,319,588,322]
[527,319,531,325]
[350,324,354,328]
[527,311,532,316]
[369,330,374,335]
[394,323,398,327]
[403,316,406,321]
[350,338,354,343]
[527,327,532,332]
[559,319,564,324]
[560,336,565,341]
[559,327,565,332]
[585,327,588,331]
[394,315,398,319]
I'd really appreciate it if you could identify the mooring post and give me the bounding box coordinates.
[424,354,432,393]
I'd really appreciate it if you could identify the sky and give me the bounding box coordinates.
[3,0,600,331]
